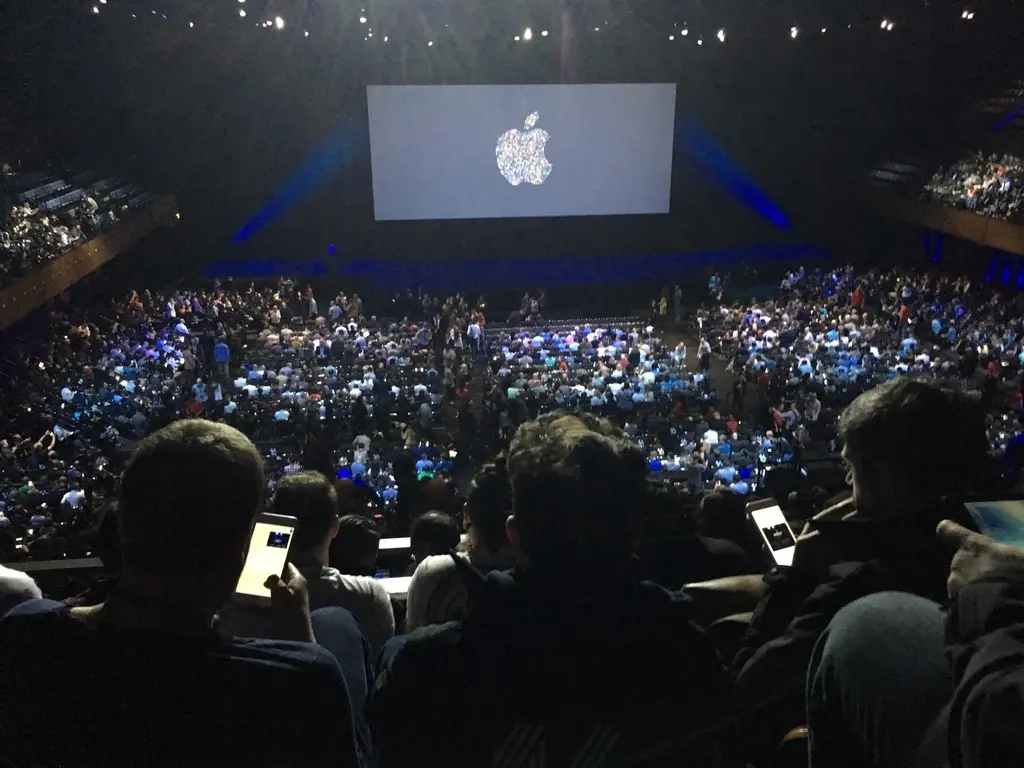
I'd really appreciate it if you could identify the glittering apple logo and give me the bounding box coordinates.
[495,112,552,186]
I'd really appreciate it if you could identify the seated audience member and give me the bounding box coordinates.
[405,459,519,631]
[408,509,461,567]
[0,563,42,617]
[220,471,394,655]
[0,421,361,768]
[329,513,381,576]
[371,413,731,767]
[730,378,988,759]
[635,484,754,589]
[806,520,1024,768]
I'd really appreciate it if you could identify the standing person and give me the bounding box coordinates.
[674,284,683,324]
[698,338,713,376]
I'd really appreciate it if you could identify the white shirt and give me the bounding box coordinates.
[61,489,85,508]
[274,409,290,421]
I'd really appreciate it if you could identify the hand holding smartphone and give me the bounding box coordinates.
[232,513,299,607]
[747,498,797,567]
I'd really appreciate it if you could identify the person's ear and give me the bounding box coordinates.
[505,514,521,550]
[329,516,340,540]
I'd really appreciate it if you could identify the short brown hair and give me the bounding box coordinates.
[839,377,987,498]
[273,471,338,551]
[507,413,648,571]
[119,420,265,575]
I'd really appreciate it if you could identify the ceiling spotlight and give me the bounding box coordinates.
[594,27,599,32]
[886,21,894,30]
[304,30,309,36]
[697,38,703,45]
[427,40,433,46]
[189,21,194,28]
[238,0,244,3]
[790,26,799,39]
[274,16,284,29]
[541,30,548,36]
[239,9,246,16]
[359,16,367,23]
[668,34,674,41]
[514,35,520,41]
[523,27,533,40]
[717,28,726,42]
[99,0,106,3]
[92,5,99,12]
[821,27,827,33]
[383,35,388,41]
[681,28,688,36]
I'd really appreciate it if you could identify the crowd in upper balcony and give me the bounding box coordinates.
[922,150,1024,221]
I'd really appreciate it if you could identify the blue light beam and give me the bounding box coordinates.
[678,114,790,229]
[233,125,358,243]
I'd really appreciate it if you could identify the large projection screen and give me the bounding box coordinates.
[367,84,677,221]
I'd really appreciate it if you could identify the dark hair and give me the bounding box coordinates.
[273,471,338,552]
[119,420,264,575]
[410,511,461,558]
[839,378,987,499]
[694,490,751,551]
[329,514,380,574]
[507,412,648,571]
[466,457,512,552]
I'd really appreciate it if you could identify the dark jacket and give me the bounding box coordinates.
[370,566,731,767]
[730,518,954,757]
[941,573,1024,768]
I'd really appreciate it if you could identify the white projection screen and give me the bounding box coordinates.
[367,84,677,221]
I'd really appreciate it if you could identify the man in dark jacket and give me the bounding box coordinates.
[806,518,1024,768]
[371,413,731,767]
[730,378,988,759]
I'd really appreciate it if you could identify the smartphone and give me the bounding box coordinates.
[232,513,299,606]
[965,500,1024,549]
[748,498,798,567]
[379,536,411,551]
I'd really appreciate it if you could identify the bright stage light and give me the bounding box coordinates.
[274,16,284,29]
[523,27,533,41]
[717,28,726,42]
[541,30,548,36]
[359,16,367,24]
[239,9,246,16]
[790,26,799,38]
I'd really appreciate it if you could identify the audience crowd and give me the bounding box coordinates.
[0,176,144,289]
[923,150,1024,221]
[2,264,1024,767]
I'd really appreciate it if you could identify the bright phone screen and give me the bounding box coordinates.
[235,522,295,599]
[965,501,1024,549]
[751,505,797,566]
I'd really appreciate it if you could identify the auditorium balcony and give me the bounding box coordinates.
[0,163,178,330]
[865,74,1024,256]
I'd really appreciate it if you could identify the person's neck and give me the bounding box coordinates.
[73,572,221,636]
[289,545,328,571]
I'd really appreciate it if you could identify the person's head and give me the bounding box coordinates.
[329,514,380,575]
[694,489,751,551]
[839,378,987,518]
[118,420,265,607]
[464,458,513,554]
[273,471,339,563]
[410,511,461,562]
[506,412,648,573]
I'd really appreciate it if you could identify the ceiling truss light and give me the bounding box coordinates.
[523,27,533,40]
[790,26,799,39]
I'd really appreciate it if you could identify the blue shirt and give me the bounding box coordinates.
[214,342,230,363]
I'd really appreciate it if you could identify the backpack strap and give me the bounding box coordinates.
[450,549,487,611]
